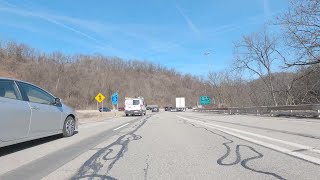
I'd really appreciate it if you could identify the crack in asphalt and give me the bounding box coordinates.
[72,115,151,180]
[188,123,286,180]
[143,155,150,180]
[183,115,320,140]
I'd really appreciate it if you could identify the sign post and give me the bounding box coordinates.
[200,96,211,106]
[112,92,118,117]
[95,93,106,112]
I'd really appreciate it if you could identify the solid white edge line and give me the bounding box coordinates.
[178,115,320,154]
[177,115,320,165]
[113,123,130,131]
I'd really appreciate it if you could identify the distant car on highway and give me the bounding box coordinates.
[99,107,111,112]
[0,77,78,148]
[118,107,124,111]
[124,97,146,116]
[147,105,158,110]
[170,108,177,112]
[152,106,159,112]
[165,106,173,111]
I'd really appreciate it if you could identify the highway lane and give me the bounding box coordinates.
[1,111,320,179]
[45,111,320,179]
[0,115,142,180]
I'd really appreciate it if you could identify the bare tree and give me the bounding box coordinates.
[207,71,251,107]
[278,0,320,66]
[233,29,281,106]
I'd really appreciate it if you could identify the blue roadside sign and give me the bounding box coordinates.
[112,92,118,105]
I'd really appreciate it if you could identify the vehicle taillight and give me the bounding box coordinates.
[124,105,126,110]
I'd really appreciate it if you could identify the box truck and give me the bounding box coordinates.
[176,97,186,111]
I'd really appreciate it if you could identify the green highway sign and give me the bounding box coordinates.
[200,96,211,105]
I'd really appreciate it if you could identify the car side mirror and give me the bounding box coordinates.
[54,98,62,106]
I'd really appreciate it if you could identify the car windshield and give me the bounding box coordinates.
[1,1,320,179]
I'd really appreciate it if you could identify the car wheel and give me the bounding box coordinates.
[126,114,128,116]
[63,116,75,137]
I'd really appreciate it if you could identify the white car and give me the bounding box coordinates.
[0,77,78,148]
[124,97,146,116]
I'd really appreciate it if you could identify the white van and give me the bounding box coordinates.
[124,97,146,116]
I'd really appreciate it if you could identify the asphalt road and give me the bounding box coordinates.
[1,111,320,180]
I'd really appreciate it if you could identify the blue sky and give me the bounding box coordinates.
[0,0,289,76]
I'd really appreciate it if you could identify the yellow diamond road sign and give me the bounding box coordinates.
[95,93,105,103]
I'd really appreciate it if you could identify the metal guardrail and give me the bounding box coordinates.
[194,104,320,118]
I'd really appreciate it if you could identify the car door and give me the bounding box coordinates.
[0,80,31,142]
[17,82,62,137]
[125,99,134,111]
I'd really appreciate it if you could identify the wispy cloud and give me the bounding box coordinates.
[204,24,240,39]
[0,4,107,47]
[0,1,187,59]
[0,0,190,59]
[175,3,200,36]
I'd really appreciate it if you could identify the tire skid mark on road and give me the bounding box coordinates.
[185,122,286,180]
[72,115,151,180]
[183,114,320,140]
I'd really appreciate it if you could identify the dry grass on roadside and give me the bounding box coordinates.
[76,110,124,124]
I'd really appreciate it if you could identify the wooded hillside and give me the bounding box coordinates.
[1,40,319,109]
[0,0,319,109]
[0,41,211,109]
